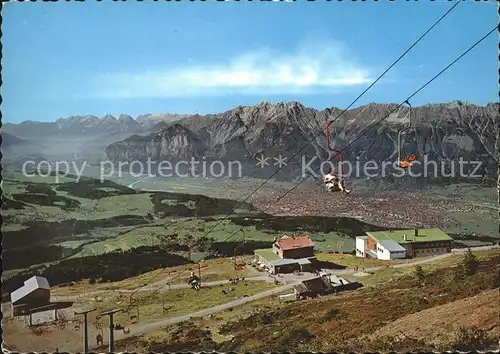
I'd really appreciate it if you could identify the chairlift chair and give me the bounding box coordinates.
[95,328,104,347]
[95,316,103,329]
[127,304,140,324]
[73,321,81,331]
[396,100,417,169]
[324,117,352,194]
[56,319,66,331]
[234,262,245,271]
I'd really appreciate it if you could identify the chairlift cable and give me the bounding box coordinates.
[163,0,462,256]
[292,23,497,189]
[131,2,470,300]
[131,2,466,301]
[154,23,497,293]
[396,100,414,166]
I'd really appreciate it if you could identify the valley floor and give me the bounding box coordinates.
[2,169,498,352]
[107,172,499,240]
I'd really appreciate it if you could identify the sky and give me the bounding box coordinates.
[2,0,498,123]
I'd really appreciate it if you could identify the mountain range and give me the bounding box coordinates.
[3,101,499,184]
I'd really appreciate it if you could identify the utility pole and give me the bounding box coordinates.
[233,230,246,269]
[74,308,96,354]
[194,262,201,287]
[98,309,125,353]
[162,283,171,314]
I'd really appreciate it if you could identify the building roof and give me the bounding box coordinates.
[367,228,453,244]
[293,283,310,294]
[269,258,300,266]
[254,248,281,262]
[302,277,333,292]
[295,276,352,294]
[379,239,407,252]
[329,274,348,284]
[296,258,312,265]
[268,258,312,267]
[356,235,368,240]
[276,235,315,250]
[26,275,50,290]
[11,276,50,305]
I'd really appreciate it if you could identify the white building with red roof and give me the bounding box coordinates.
[273,235,315,259]
[254,235,317,274]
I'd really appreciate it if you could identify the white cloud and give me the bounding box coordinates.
[90,40,373,99]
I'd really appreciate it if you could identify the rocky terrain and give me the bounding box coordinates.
[1,114,171,165]
[101,101,499,184]
[135,113,196,130]
[1,132,27,150]
[1,131,41,164]
[2,113,199,138]
[3,101,498,185]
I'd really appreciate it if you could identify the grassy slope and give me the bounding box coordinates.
[4,172,498,262]
[2,175,364,272]
[367,288,499,347]
[217,250,500,352]
[50,257,260,296]
[3,170,497,281]
[75,281,279,325]
[2,277,279,353]
[2,174,261,265]
[108,249,499,352]
[3,249,498,352]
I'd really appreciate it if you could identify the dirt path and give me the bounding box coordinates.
[53,245,498,302]
[89,245,499,349]
[140,270,315,291]
[51,274,291,302]
[331,245,498,276]
[91,283,296,349]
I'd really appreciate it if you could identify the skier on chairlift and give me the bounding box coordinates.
[188,272,200,290]
[323,167,351,194]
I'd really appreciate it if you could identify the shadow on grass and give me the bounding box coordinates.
[312,259,348,270]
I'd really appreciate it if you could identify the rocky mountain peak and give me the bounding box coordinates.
[118,114,134,122]
[102,114,117,121]
[160,123,196,137]
[55,115,101,131]
[116,114,141,132]
[105,122,206,164]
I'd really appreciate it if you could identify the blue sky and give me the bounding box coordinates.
[2,0,498,123]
